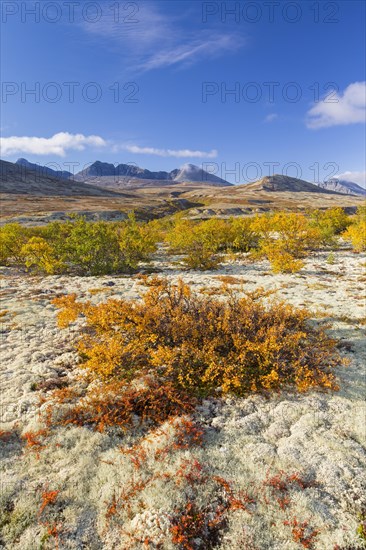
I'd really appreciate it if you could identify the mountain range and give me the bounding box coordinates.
[2,159,365,223]
[15,159,231,187]
[11,158,366,195]
[316,178,366,196]
[1,158,364,197]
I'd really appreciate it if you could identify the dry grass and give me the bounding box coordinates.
[215,275,243,285]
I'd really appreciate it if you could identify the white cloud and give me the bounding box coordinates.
[0,133,218,160]
[306,82,366,129]
[0,132,106,157]
[122,145,218,158]
[335,171,366,188]
[81,3,244,72]
[137,35,240,72]
[264,113,278,123]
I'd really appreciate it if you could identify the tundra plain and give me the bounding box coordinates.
[1,243,365,549]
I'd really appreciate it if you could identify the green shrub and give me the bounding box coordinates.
[308,207,350,246]
[117,213,158,269]
[166,218,224,270]
[57,217,126,275]
[326,252,336,265]
[184,242,221,270]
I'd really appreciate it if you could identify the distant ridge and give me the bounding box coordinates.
[241,174,339,193]
[170,163,231,185]
[13,159,232,187]
[0,159,124,197]
[76,160,171,181]
[75,161,232,187]
[317,178,366,196]
[16,158,73,180]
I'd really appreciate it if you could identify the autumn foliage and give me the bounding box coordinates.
[0,206,359,275]
[0,214,158,275]
[53,277,343,395]
[342,205,366,252]
[49,377,196,432]
[165,208,353,273]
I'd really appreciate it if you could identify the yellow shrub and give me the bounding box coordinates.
[342,220,366,252]
[271,212,320,257]
[251,212,322,272]
[166,216,259,269]
[53,278,343,395]
[355,204,366,222]
[253,212,320,255]
[263,245,305,273]
[251,213,274,241]
[0,223,30,265]
[20,237,62,274]
[227,217,259,252]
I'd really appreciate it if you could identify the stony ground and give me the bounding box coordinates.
[0,248,365,549]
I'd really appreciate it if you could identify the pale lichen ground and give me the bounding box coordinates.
[0,248,365,549]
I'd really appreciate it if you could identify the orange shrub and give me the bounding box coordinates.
[50,377,196,432]
[53,278,344,396]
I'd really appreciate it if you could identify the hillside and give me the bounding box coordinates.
[318,178,366,196]
[241,174,337,193]
[15,158,73,180]
[0,160,123,197]
[181,174,365,217]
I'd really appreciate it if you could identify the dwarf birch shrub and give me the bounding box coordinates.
[227,216,260,252]
[265,212,320,257]
[308,207,350,246]
[117,213,159,269]
[0,215,159,275]
[166,218,224,269]
[166,217,259,269]
[264,247,305,274]
[252,212,322,273]
[342,205,366,252]
[0,223,32,265]
[56,215,158,274]
[343,222,366,252]
[20,237,63,274]
[54,217,127,275]
[53,278,343,395]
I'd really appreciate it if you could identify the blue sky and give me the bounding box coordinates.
[1,0,365,185]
